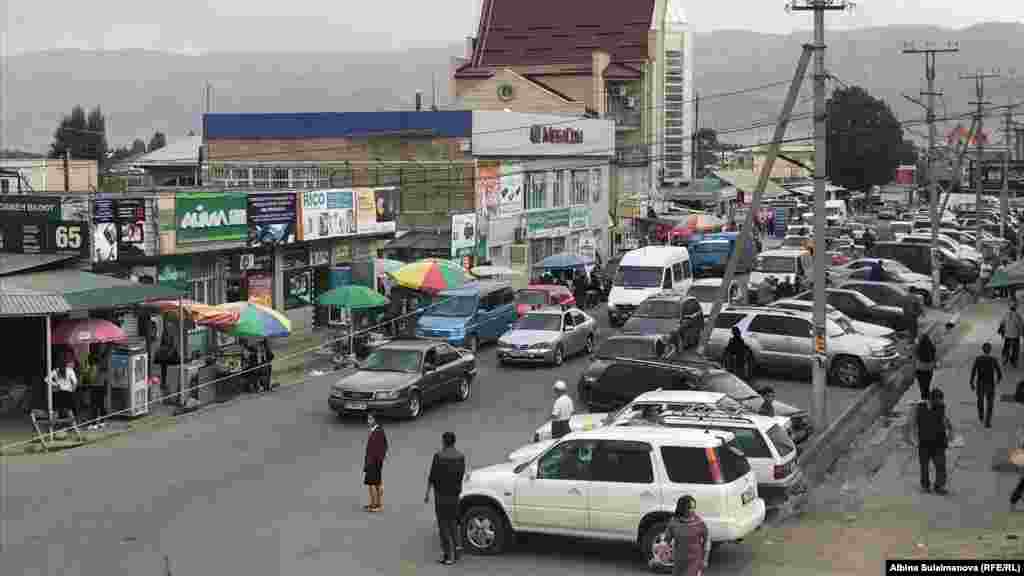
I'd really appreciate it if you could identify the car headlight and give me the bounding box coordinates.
[375,390,401,400]
[530,342,552,350]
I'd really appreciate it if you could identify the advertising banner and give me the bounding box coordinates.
[284,269,313,310]
[247,273,273,308]
[297,189,355,241]
[355,187,399,235]
[247,192,296,248]
[477,163,500,217]
[450,213,477,260]
[0,195,89,258]
[526,208,571,239]
[499,163,523,217]
[92,197,148,262]
[175,192,248,244]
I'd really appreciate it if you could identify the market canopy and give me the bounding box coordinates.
[1,269,184,311]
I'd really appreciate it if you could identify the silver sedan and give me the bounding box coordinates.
[496,307,598,366]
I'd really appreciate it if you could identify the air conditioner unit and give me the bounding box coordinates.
[514,227,527,243]
[625,96,637,109]
[615,86,628,97]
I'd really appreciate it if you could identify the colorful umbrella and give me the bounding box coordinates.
[318,285,390,309]
[388,258,467,294]
[376,259,405,275]
[52,318,126,345]
[470,265,522,278]
[146,299,239,325]
[204,301,292,338]
[533,253,594,270]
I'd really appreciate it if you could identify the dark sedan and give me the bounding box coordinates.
[794,288,905,331]
[839,280,923,327]
[329,340,476,420]
[620,292,704,349]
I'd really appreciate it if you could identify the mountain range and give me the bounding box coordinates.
[3,22,1022,155]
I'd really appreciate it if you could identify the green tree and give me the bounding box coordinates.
[148,131,167,152]
[826,86,909,190]
[49,105,107,164]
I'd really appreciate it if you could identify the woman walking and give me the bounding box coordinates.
[662,495,710,576]
[914,333,937,401]
[364,414,388,512]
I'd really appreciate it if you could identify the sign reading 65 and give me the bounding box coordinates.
[55,223,83,250]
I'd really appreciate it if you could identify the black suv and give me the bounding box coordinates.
[620,291,704,350]
[576,357,813,443]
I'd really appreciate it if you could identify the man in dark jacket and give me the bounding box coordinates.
[725,326,752,382]
[907,388,953,495]
[971,342,1003,428]
[573,270,589,309]
[425,431,467,565]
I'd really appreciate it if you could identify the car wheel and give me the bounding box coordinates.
[641,520,675,574]
[831,356,866,388]
[406,391,423,419]
[467,336,479,353]
[553,345,565,366]
[454,376,471,402]
[462,505,508,555]
[584,334,595,354]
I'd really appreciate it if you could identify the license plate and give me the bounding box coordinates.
[742,488,755,505]
[345,402,368,410]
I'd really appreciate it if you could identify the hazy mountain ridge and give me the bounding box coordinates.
[3,22,1022,153]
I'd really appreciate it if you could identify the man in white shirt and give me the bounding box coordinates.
[47,361,78,417]
[1002,302,1024,367]
[550,380,574,439]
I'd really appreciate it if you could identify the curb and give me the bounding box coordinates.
[772,290,973,523]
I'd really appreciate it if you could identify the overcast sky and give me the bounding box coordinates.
[3,0,1022,55]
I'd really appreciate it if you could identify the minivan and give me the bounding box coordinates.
[415,280,518,352]
[608,246,692,326]
[748,249,812,296]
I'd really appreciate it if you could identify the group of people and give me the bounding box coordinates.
[536,268,604,310]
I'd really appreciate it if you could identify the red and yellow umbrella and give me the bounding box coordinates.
[146,300,239,325]
[388,258,468,294]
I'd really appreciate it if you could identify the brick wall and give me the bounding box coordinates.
[455,70,586,116]
[207,136,467,163]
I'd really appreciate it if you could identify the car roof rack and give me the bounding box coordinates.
[657,405,757,425]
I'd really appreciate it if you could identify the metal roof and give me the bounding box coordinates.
[204,112,473,140]
[0,289,71,317]
[130,136,203,166]
[0,253,74,276]
[1,270,183,310]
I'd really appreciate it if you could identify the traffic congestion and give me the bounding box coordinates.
[321,194,1015,572]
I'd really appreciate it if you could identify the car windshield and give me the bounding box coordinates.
[614,266,663,288]
[689,284,722,303]
[755,256,796,273]
[635,300,680,318]
[705,372,759,401]
[767,424,796,457]
[518,291,548,306]
[597,337,658,359]
[361,348,422,372]
[516,314,562,331]
[429,295,478,317]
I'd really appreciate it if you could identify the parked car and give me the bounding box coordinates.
[514,285,575,317]
[705,306,900,388]
[838,281,923,319]
[608,246,693,327]
[771,297,896,340]
[458,427,766,571]
[496,307,598,366]
[827,258,942,305]
[575,357,813,441]
[869,241,978,286]
[328,340,476,420]
[510,397,801,502]
[621,291,704,350]
[748,249,813,297]
[689,277,742,316]
[790,289,905,331]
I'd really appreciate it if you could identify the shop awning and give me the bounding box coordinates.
[0,285,72,317]
[0,254,75,276]
[384,231,448,252]
[1,270,185,311]
[711,169,788,199]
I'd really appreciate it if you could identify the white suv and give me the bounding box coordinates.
[459,427,766,572]
[510,397,801,502]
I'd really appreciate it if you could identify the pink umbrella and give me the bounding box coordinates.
[52,318,126,345]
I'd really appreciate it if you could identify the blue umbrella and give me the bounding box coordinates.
[533,252,595,270]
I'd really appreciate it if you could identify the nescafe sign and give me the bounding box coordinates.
[529,125,584,145]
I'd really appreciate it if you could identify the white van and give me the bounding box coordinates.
[607,246,692,326]
[825,200,848,226]
[748,248,812,298]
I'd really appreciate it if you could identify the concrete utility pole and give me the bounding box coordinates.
[903,41,959,306]
[961,70,999,255]
[939,115,980,216]
[1003,99,1014,242]
[790,0,847,428]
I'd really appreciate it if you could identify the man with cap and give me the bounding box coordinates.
[550,381,574,439]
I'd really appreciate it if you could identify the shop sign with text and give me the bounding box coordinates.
[297,189,355,241]
[175,192,248,244]
[247,192,296,248]
[355,187,399,235]
[0,195,90,257]
[529,125,583,144]
[93,197,149,262]
[526,208,571,239]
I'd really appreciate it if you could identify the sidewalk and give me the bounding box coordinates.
[0,328,335,456]
[741,299,1024,572]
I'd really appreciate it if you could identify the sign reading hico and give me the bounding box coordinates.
[529,125,584,145]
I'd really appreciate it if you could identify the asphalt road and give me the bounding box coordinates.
[0,304,861,576]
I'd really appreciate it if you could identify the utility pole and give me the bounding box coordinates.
[64,149,70,193]
[902,40,959,306]
[1003,99,1014,242]
[692,92,701,177]
[960,70,999,256]
[790,0,847,429]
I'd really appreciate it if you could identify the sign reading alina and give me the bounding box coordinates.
[529,125,584,145]
[175,191,248,244]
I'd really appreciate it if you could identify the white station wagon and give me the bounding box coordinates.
[458,427,766,572]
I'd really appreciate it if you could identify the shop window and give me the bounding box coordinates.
[552,237,566,254]
[591,169,602,203]
[571,171,588,205]
[252,167,271,189]
[526,173,547,211]
[552,170,566,207]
